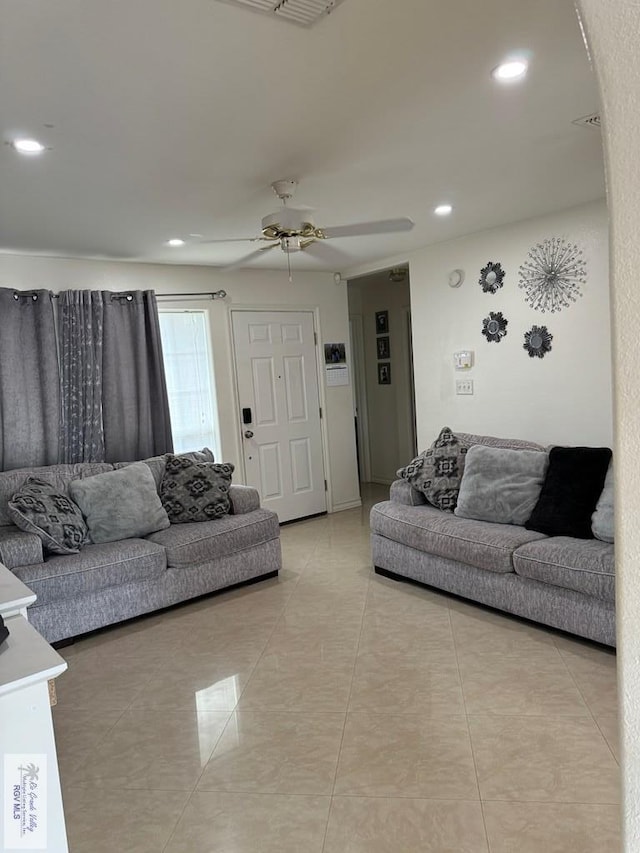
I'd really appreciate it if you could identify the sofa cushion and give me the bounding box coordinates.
[455,446,548,526]
[0,463,113,527]
[396,426,468,512]
[113,448,215,490]
[526,446,612,539]
[8,477,89,555]
[146,508,280,568]
[160,456,234,523]
[69,462,170,544]
[370,501,547,573]
[0,525,43,569]
[456,432,545,452]
[513,537,615,602]
[13,539,167,606]
[592,462,614,543]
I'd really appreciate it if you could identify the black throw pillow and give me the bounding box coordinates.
[525,446,612,539]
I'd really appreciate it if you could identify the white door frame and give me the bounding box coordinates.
[229,305,332,512]
[349,314,372,483]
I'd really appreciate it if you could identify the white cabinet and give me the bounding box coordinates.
[0,566,68,852]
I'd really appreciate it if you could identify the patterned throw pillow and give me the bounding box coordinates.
[396,426,469,512]
[8,477,89,555]
[160,455,234,523]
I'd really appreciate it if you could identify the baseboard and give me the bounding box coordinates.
[330,498,362,513]
[370,477,394,486]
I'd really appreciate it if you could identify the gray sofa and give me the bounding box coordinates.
[371,443,615,647]
[0,461,281,643]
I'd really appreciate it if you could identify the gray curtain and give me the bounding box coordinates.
[58,290,105,463]
[102,291,173,462]
[0,288,61,471]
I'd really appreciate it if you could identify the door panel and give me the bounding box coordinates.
[232,310,326,522]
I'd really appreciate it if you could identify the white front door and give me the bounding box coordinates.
[231,310,326,522]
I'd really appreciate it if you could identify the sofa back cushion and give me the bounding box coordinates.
[456,432,545,452]
[455,445,548,526]
[525,446,612,539]
[69,462,170,543]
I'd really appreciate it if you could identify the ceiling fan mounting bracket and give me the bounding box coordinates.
[271,179,298,201]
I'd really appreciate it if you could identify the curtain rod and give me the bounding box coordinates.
[12,289,227,302]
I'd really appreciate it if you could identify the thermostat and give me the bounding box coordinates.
[454,350,473,370]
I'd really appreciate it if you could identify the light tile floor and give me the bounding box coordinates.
[53,484,620,852]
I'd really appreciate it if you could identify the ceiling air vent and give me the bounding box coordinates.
[572,113,601,129]
[215,0,347,27]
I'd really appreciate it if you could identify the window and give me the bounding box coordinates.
[158,311,221,458]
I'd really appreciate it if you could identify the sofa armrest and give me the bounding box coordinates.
[229,484,261,515]
[389,479,428,507]
[0,525,44,569]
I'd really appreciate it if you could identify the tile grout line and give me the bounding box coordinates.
[448,606,492,852]
[320,534,373,852]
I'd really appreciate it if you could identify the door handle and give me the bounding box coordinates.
[244,430,254,439]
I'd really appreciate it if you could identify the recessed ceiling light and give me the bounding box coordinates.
[13,138,46,155]
[166,238,185,247]
[492,59,528,82]
[434,204,453,217]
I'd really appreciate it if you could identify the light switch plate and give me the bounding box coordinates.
[456,379,474,395]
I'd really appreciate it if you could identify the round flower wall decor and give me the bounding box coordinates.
[479,261,505,294]
[523,325,553,359]
[482,311,508,343]
[518,236,586,313]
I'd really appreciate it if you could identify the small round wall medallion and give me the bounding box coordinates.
[479,261,505,294]
[523,325,553,358]
[448,269,465,288]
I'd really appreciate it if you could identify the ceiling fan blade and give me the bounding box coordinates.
[302,240,354,265]
[220,242,279,271]
[321,217,414,239]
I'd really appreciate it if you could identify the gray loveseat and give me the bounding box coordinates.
[0,460,281,643]
[371,434,615,647]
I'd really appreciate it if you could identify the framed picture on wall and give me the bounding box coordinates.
[378,362,391,385]
[375,310,389,334]
[376,336,390,359]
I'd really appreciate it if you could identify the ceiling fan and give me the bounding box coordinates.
[194,179,414,274]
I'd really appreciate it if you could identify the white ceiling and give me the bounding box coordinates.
[0,0,604,272]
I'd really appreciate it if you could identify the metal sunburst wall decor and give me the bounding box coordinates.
[518,236,586,313]
[523,325,553,359]
[482,311,508,343]
[479,261,505,294]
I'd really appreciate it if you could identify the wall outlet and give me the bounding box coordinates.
[456,379,474,395]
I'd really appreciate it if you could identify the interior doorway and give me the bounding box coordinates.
[347,265,417,487]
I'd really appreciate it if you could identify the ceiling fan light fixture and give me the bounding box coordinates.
[434,204,453,216]
[389,267,407,282]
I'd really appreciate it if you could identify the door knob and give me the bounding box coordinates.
[244,430,254,439]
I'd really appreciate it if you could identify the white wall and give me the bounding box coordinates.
[406,200,612,449]
[348,272,414,483]
[0,254,361,512]
[577,3,640,849]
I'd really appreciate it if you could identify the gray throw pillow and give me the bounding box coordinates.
[396,426,468,512]
[8,477,89,555]
[592,462,614,543]
[160,455,234,523]
[454,445,548,526]
[69,462,170,544]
